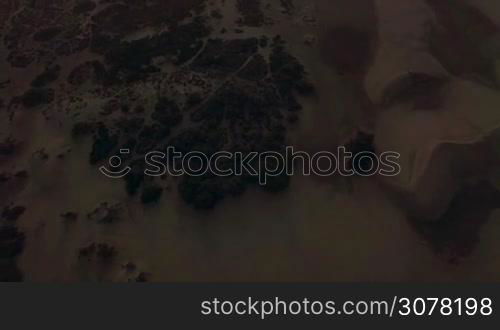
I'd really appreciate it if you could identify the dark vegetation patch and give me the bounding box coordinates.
[116,118,144,136]
[72,121,95,138]
[61,212,78,222]
[134,272,150,282]
[31,65,61,87]
[190,80,284,127]
[67,61,106,85]
[54,33,90,56]
[141,185,163,204]
[191,38,259,75]
[89,125,119,164]
[99,38,310,209]
[91,0,206,37]
[33,26,62,42]
[343,132,377,174]
[236,0,265,27]
[280,0,295,14]
[7,49,35,68]
[87,202,122,224]
[0,226,25,259]
[73,0,96,15]
[125,159,147,196]
[135,124,170,155]
[0,138,18,156]
[0,225,25,281]
[96,243,116,261]
[78,243,96,260]
[211,9,223,20]
[20,88,54,108]
[83,15,313,210]
[5,1,93,69]
[152,98,183,129]
[96,17,210,84]
[172,38,312,209]
[270,37,314,96]
[78,242,116,262]
[2,205,26,222]
[237,54,268,81]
